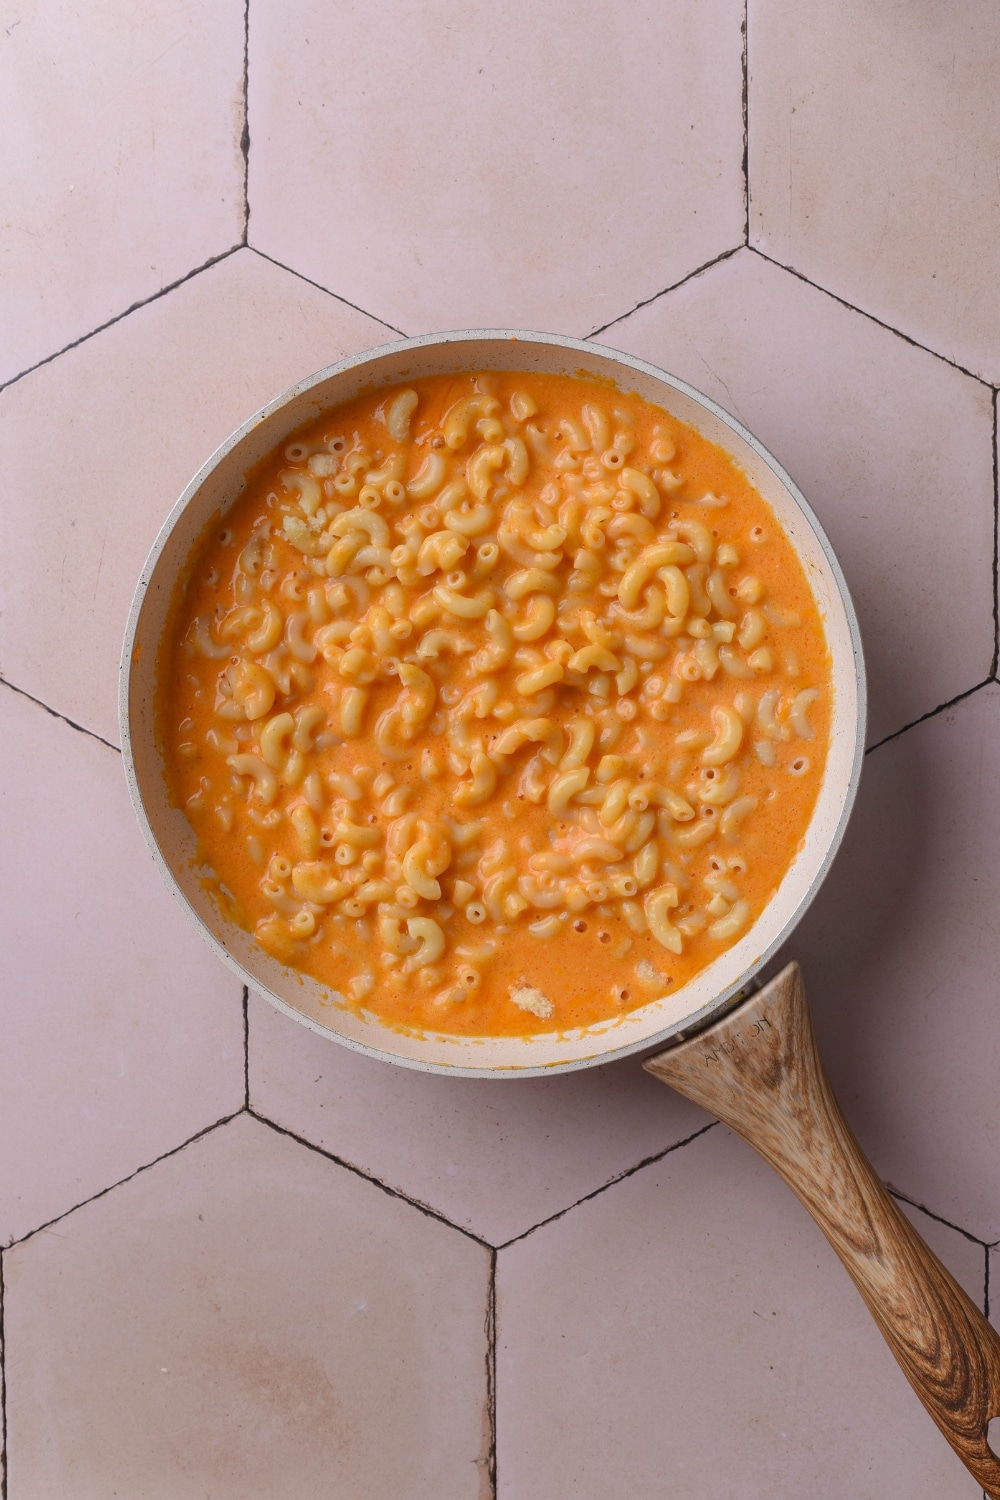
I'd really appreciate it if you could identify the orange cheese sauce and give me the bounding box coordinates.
[158,371,830,1038]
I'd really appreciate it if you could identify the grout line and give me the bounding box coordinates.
[246,248,407,337]
[485,1249,497,1499]
[986,1243,992,1322]
[496,1120,719,1251]
[588,246,743,339]
[888,1186,990,1249]
[240,0,250,244]
[865,679,993,756]
[4,1111,244,1252]
[741,0,749,244]
[747,245,991,388]
[0,676,119,754]
[991,388,999,679]
[246,1108,492,1249]
[242,987,250,1110]
[0,1250,6,1500]
[0,247,243,397]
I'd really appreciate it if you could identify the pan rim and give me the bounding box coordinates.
[119,328,867,1077]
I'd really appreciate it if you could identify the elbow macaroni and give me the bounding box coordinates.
[162,371,831,1037]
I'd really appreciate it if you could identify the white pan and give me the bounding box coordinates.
[119,330,865,1077]
[122,333,1000,1491]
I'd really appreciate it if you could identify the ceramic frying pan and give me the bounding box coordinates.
[121,331,863,1074]
[121,332,1000,1490]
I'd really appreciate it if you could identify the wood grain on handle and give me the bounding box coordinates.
[643,960,1000,1497]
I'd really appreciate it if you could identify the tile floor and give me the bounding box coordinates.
[2,2,998,1495]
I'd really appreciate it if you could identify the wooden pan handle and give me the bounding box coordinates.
[644,960,1000,1496]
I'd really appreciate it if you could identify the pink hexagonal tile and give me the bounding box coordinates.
[497,1126,984,1498]
[249,990,710,1246]
[0,685,243,1246]
[4,1113,491,1498]
[0,0,246,387]
[600,250,995,746]
[748,0,1000,383]
[0,249,396,747]
[786,682,1000,1243]
[247,0,745,336]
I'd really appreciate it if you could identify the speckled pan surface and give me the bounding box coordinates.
[120,330,866,1075]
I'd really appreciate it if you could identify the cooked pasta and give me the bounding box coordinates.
[158,371,831,1037]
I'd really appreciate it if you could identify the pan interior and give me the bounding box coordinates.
[121,332,864,1077]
